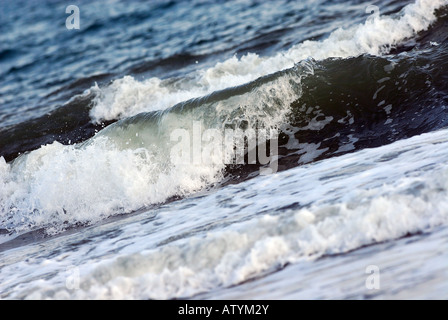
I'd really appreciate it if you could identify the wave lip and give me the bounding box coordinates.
[89,0,448,123]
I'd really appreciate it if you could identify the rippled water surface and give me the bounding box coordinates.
[1,0,448,299]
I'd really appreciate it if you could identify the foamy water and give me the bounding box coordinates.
[1,128,448,299]
[1,0,447,300]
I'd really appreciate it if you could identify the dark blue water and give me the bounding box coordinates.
[0,0,411,128]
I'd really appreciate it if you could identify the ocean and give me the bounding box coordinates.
[0,0,448,300]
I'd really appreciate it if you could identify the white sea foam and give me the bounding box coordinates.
[89,0,447,122]
[2,128,448,299]
[1,0,448,300]
[0,138,221,234]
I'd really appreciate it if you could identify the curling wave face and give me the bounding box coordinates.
[0,63,310,234]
